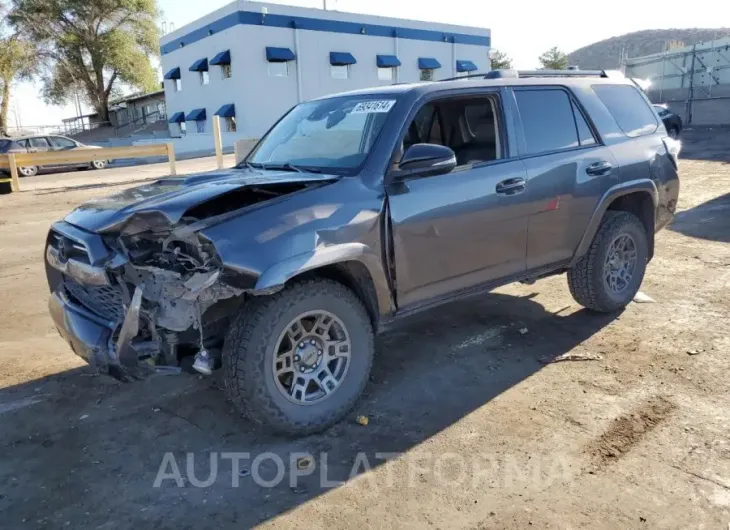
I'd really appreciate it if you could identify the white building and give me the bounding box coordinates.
[159,1,491,149]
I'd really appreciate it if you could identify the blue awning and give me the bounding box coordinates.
[456,60,478,72]
[266,47,295,62]
[189,58,208,71]
[209,50,231,65]
[168,112,185,124]
[330,52,356,66]
[163,67,181,80]
[215,104,236,118]
[376,55,401,68]
[185,108,206,121]
[418,57,442,70]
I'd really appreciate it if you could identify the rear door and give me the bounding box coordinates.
[48,136,84,168]
[511,87,618,269]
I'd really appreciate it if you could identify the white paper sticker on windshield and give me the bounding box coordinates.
[351,100,396,114]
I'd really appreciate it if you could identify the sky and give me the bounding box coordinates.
[10,0,730,127]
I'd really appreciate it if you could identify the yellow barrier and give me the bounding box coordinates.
[0,142,177,193]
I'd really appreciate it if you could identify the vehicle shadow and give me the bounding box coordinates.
[0,291,618,527]
[669,191,730,243]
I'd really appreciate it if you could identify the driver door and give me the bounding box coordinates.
[386,92,529,309]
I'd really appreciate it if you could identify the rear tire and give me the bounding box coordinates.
[90,160,108,170]
[223,278,374,436]
[567,211,648,312]
[668,127,679,139]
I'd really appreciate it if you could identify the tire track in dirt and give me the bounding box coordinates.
[586,396,677,471]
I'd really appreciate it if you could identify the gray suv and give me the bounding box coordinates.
[45,69,680,435]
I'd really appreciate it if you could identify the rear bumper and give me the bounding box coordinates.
[48,290,116,368]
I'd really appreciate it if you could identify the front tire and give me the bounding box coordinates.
[90,160,108,170]
[223,278,374,436]
[567,211,648,312]
[18,165,38,177]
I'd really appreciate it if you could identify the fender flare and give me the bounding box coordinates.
[254,243,393,317]
[569,179,659,267]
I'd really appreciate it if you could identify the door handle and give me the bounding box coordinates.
[496,177,526,195]
[586,161,613,177]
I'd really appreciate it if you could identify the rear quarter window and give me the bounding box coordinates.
[592,84,658,137]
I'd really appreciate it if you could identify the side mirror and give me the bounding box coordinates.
[397,143,457,178]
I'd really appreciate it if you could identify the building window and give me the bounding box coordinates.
[377,67,394,81]
[221,64,232,79]
[200,71,209,85]
[268,61,288,77]
[331,65,349,79]
[196,120,205,134]
[420,69,435,82]
[174,78,182,92]
[179,122,186,136]
[225,116,237,132]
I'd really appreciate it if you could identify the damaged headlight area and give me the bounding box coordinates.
[50,221,245,379]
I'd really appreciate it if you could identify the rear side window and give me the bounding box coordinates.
[50,136,77,148]
[515,89,580,155]
[592,84,658,137]
[0,140,10,153]
[29,137,50,148]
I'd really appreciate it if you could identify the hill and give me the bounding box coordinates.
[567,29,730,69]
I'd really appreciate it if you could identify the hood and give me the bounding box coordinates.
[64,167,341,234]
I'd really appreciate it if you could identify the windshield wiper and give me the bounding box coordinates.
[237,161,261,171]
[260,163,323,174]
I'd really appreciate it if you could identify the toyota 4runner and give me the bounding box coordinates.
[45,69,680,435]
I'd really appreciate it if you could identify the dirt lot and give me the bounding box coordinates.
[0,129,729,529]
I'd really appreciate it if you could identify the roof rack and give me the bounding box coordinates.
[442,69,625,82]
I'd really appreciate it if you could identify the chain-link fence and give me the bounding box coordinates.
[625,37,730,126]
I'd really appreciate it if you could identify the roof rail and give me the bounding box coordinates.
[441,69,626,82]
[440,72,495,81]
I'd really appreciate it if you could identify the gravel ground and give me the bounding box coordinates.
[0,129,728,529]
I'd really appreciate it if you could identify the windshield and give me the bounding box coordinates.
[244,96,397,174]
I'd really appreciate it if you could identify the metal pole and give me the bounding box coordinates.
[294,25,303,102]
[659,41,667,102]
[451,39,456,77]
[394,33,399,83]
[687,45,697,125]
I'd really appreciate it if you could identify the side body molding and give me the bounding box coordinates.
[569,179,659,267]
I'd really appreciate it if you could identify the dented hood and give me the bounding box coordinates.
[64,167,341,234]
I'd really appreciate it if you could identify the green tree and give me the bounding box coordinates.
[10,0,160,123]
[0,35,36,134]
[538,47,569,70]
[489,49,513,70]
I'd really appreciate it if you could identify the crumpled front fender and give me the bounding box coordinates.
[254,243,392,316]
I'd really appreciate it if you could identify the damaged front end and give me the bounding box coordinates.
[47,218,244,379]
[46,171,343,379]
